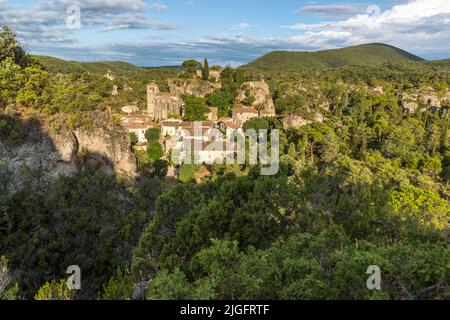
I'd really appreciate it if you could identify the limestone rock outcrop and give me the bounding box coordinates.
[168,79,220,97]
[401,87,450,112]
[0,111,137,194]
[236,80,276,115]
[282,112,324,129]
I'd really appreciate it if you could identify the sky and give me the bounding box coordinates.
[1,0,450,66]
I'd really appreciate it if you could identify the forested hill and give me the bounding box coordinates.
[242,43,425,72]
[33,55,182,77]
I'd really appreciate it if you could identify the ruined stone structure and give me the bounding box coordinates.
[195,68,221,82]
[147,82,185,121]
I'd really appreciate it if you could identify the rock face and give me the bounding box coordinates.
[282,113,324,129]
[402,87,450,112]
[168,79,220,97]
[0,111,137,194]
[236,80,276,115]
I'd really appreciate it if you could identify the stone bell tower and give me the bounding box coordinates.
[147,82,160,119]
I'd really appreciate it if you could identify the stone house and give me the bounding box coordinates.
[122,114,155,149]
[195,68,221,82]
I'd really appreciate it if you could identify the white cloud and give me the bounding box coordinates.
[0,0,176,45]
[237,22,250,29]
[149,2,168,11]
[284,0,450,55]
[40,0,147,12]
[231,22,252,30]
[101,14,175,32]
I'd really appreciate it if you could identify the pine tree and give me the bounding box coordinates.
[203,58,209,81]
[0,26,29,67]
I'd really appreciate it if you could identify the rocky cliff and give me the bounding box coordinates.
[168,78,221,97]
[0,111,137,194]
[236,80,276,115]
[402,87,450,112]
[282,112,324,129]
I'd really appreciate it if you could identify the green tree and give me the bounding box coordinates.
[129,133,138,147]
[145,127,160,142]
[203,58,210,81]
[0,256,18,300]
[182,59,201,68]
[34,279,74,300]
[100,268,134,300]
[206,90,235,117]
[147,141,164,162]
[0,58,25,108]
[182,94,209,121]
[15,66,50,108]
[0,26,29,67]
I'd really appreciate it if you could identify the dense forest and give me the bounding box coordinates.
[0,26,449,300]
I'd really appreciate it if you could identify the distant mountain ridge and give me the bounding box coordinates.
[242,43,425,72]
[33,55,182,76]
[34,44,450,75]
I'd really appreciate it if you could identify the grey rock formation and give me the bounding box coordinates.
[168,78,221,97]
[236,80,276,115]
[0,111,137,194]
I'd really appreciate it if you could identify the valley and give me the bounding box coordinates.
[0,26,449,301]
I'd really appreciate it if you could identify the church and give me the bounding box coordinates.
[147,82,185,122]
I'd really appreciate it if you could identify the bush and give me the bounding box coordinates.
[147,141,164,162]
[145,127,160,142]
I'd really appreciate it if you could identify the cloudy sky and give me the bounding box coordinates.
[1,0,450,66]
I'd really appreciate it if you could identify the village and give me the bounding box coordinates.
[120,64,277,165]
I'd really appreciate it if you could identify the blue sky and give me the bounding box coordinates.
[1,0,450,66]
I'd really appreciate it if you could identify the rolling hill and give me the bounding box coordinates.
[33,55,182,78]
[242,43,425,72]
[33,55,144,75]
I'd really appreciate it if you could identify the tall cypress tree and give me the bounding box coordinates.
[203,58,210,81]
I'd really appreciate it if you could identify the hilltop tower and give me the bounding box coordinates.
[147,82,160,119]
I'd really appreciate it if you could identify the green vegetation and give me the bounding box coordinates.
[34,279,74,300]
[182,94,209,121]
[178,164,201,183]
[182,59,201,68]
[1,26,450,300]
[147,141,164,162]
[0,170,158,298]
[129,132,138,146]
[203,58,210,81]
[243,43,424,72]
[0,256,18,300]
[205,90,235,117]
[145,127,160,142]
[34,55,181,78]
[0,26,29,68]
